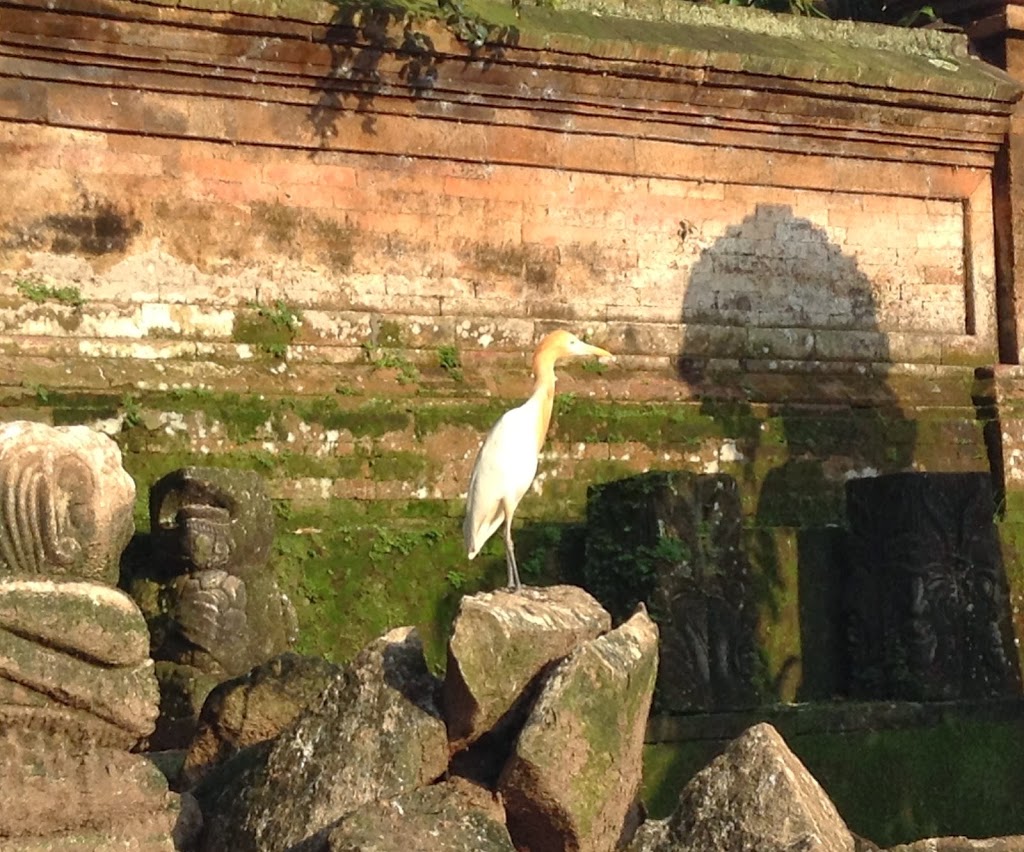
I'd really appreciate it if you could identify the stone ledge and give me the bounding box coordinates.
[646,696,1024,743]
[4,0,1019,107]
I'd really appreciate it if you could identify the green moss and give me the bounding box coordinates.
[26,390,121,426]
[552,396,717,447]
[233,300,302,359]
[272,506,498,669]
[803,718,1024,844]
[413,400,508,438]
[141,392,413,439]
[518,459,636,523]
[755,460,844,527]
[121,443,375,489]
[207,393,276,442]
[751,529,801,702]
[369,451,430,481]
[377,320,404,348]
[326,400,412,437]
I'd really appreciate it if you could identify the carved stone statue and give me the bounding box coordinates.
[0,421,183,847]
[844,472,1021,700]
[584,471,765,713]
[124,466,297,748]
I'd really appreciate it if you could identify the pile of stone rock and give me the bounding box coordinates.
[188,585,658,852]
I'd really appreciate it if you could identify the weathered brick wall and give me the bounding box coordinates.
[2,0,1023,685]
[0,0,1013,378]
[0,122,987,365]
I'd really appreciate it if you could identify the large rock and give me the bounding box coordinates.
[0,728,182,846]
[325,779,516,852]
[443,585,612,751]
[499,606,659,852]
[197,626,448,852]
[640,723,855,852]
[0,579,159,746]
[182,652,341,787]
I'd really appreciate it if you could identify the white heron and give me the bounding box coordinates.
[463,330,614,590]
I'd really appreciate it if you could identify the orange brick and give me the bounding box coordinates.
[276,182,366,211]
[263,160,357,189]
[201,177,277,205]
[443,173,531,204]
[356,167,447,197]
[352,210,438,239]
[185,154,258,184]
[649,177,726,201]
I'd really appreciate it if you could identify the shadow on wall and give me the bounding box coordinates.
[676,203,917,703]
[673,202,1022,704]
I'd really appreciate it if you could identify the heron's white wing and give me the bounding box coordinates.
[464,401,541,557]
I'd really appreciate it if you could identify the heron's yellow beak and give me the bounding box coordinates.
[585,343,615,362]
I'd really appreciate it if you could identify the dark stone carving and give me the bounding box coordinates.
[150,466,275,579]
[584,471,765,713]
[139,466,296,678]
[123,466,297,748]
[844,472,1021,701]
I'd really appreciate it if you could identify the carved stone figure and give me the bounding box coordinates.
[124,466,297,748]
[584,471,765,713]
[0,421,181,847]
[0,420,134,584]
[844,472,1021,700]
[0,422,155,744]
[140,466,297,676]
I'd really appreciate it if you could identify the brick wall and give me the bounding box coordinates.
[0,0,1014,380]
[0,120,990,365]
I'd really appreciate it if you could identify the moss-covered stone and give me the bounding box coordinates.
[499,608,658,851]
[170,0,1017,102]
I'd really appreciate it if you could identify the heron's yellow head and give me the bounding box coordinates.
[535,330,614,365]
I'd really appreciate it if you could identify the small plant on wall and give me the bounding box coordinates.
[437,344,463,381]
[232,298,303,360]
[15,275,84,308]
[361,339,419,385]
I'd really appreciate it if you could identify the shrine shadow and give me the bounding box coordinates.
[675,203,1019,704]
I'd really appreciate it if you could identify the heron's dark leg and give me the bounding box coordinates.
[503,510,521,591]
